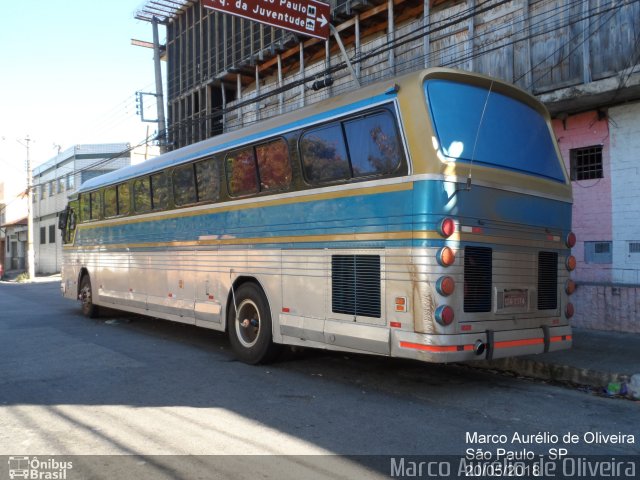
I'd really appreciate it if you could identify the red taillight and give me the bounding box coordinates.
[565,303,575,319]
[437,247,456,267]
[566,232,576,248]
[439,218,455,238]
[436,276,455,296]
[565,279,576,295]
[435,305,454,326]
[566,256,576,271]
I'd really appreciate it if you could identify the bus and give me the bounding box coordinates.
[59,68,575,365]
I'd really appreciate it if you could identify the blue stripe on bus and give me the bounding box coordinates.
[74,180,571,248]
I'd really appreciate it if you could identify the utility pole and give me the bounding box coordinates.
[19,135,35,279]
[152,16,167,153]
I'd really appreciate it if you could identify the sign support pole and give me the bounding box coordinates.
[330,24,361,89]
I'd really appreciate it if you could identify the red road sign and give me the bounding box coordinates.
[202,0,331,40]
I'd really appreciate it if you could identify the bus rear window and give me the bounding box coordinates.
[425,79,566,183]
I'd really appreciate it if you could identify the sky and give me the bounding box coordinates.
[0,0,163,196]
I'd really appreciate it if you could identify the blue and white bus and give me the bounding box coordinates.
[60,68,575,364]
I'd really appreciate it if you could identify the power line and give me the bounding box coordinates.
[163,0,636,148]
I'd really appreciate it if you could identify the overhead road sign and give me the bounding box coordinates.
[202,0,330,40]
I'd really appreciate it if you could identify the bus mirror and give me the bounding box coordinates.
[58,209,68,230]
[68,210,76,231]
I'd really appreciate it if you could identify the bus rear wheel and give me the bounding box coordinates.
[79,274,99,318]
[228,283,281,364]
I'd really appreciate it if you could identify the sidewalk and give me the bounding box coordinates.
[470,327,640,398]
[0,271,61,283]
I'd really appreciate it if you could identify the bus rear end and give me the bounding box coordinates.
[393,70,574,363]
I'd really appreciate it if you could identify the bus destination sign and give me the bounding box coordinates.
[202,0,331,40]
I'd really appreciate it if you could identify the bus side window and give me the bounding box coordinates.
[134,178,152,213]
[173,164,197,206]
[343,112,402,177]
[90,191,102,220]
[195,158,220,202]
[226,147,258,196]
[104,186,117,218]
[80,194,91,223]
[117,183,130,215]
[300,123,350,184]
[151,172,169,210]
[256,139,291,191]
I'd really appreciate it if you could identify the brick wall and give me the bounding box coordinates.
[552,111,612,283]
[609,101,640,285]
[573,284,640,333]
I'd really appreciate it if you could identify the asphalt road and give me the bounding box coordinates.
[0,281,638,479]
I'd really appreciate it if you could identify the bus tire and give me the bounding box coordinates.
[228,282,281,364]
[79,274,99,318]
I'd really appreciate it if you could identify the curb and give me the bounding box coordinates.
[468,357,632,394]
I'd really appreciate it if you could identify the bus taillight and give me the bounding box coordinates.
[439,218,455,237]
[566,232,576,248]
[566,256,576,271]
[435,305,454,325]
[436,276,455,296]
[565,279,576,295]
[437,247,456,267]
[565,303,575,319]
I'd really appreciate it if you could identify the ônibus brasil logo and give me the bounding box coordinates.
[8,456,73,479]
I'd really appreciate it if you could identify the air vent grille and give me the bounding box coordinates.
[464,246,493,313]
[332,255,381,318]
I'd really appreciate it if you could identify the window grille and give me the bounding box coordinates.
[570,146,603,181]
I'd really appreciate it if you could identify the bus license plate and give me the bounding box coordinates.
[503,289,527,308]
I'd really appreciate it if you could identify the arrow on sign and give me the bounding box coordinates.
[318,14,328,28]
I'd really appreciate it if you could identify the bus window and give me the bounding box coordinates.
[117,183,130,215]
[344,112,402,177]
[90,191,102,220]
[80,194,91,222]
[300,123,350,184]
[195,159,220,202]
[173,164,197,206]
[256,139,291,191]
[151,172,169,210]
[226,147,258,196]
[134,178,152,213]
[104,186,117,218]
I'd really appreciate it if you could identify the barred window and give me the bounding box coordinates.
[570,146,603,181]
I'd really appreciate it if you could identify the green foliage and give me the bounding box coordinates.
[16,272,30,283]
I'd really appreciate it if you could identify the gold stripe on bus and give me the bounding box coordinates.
[63,230,565,251]
[75,181,414,231]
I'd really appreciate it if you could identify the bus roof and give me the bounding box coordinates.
[76,68,540,195]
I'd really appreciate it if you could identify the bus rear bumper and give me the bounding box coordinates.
[391,326,572,363]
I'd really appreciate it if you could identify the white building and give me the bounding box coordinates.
[0,180,28,276]
[33,144,132,274]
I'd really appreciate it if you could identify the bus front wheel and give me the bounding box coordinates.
[79,274,99,318]
[228,283,281,364]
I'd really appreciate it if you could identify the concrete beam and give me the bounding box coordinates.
[539,68,640,116]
